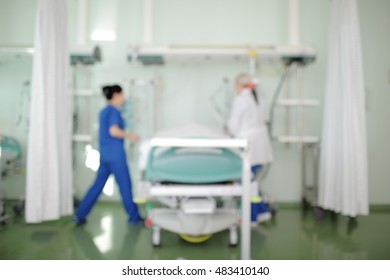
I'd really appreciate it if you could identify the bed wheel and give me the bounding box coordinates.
[302,198,310,211]
[13,201,24,216]
[313,206,326,220]
[229,226,238,247]
[152,226,161,247]
[266,202,278,216]
[0,213,8,226]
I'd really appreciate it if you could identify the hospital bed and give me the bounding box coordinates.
[0,135,21,177]
[0,135,22,225]
[137,125,253,260]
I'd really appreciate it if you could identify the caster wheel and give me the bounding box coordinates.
[302,198,310,211]
[229,226,238,247]
[347,217,358,235]
[313,206,326,220]
[267,202,278,216]
[152,226,161,247]
[0,213,9,226]
[13,201,24,216]
[73,197,80,208]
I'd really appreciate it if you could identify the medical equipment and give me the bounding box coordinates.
[128,45,316,65]
[127,78,156,137]
[70,46,101,66]
[268,57,323,218]
[0,189,8,225]
[16,80,31,134]
[71,48,101,144]
[0,45,102,143]
[0,45,101,64]
[0,135,23,225]
[0,135,22,177]
[70,45,102,143]
[209,77,233,129]
[137,125,253,260]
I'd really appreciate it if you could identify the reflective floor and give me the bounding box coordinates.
[0,202,389,260]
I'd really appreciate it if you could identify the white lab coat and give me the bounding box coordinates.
[227,88,273,166]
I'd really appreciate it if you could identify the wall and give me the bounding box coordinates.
[358,0,390,204]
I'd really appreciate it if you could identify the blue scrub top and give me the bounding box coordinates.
[99,104,126,162]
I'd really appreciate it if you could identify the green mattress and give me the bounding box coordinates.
[145,146,242,184]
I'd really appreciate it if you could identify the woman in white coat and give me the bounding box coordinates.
[227,73,273,224]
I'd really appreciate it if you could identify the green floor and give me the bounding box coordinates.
[0,202,389,260]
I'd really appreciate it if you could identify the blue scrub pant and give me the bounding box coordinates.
[251,165,268,222]
[75,158,141,223]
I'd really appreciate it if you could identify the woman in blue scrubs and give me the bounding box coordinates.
[73,85,143,225]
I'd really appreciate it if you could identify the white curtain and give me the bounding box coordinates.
[318,0,368,217]
[26,0,73,223]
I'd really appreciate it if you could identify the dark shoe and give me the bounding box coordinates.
[72,216,87,226]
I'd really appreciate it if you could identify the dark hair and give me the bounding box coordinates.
[251,88,259,104]
[102,85,122,100]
